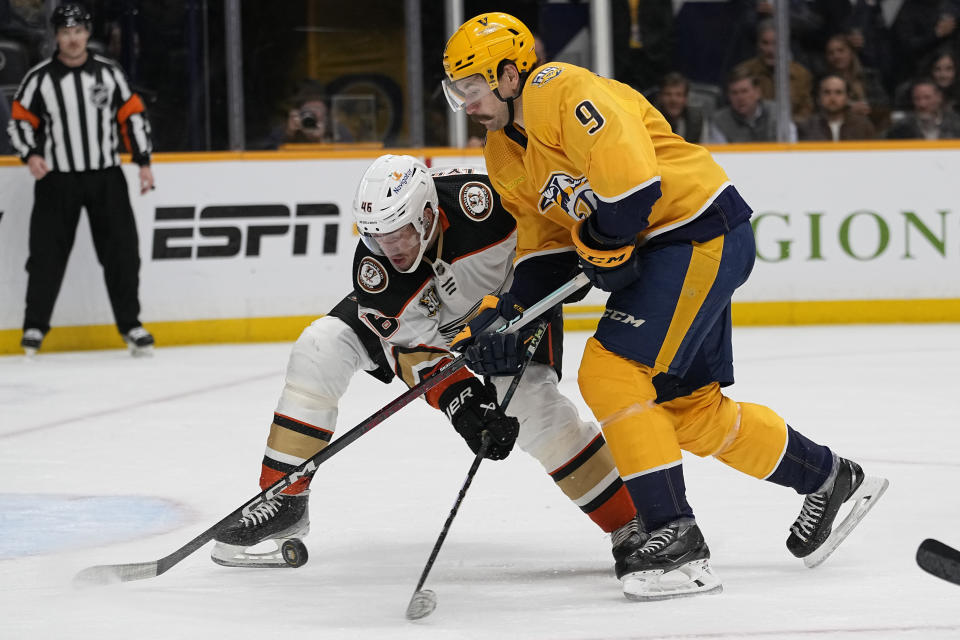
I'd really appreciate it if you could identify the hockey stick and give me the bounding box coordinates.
[73,274,588,587]
[405,319,549,620]
[917,538,960,585]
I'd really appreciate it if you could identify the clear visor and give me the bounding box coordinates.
[442,74,495,112]
[361,223,425,270]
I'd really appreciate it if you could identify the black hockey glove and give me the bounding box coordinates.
[438,377,519,460]
[572,215,642,292]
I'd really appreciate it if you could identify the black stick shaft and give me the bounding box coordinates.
[410,320,549,594]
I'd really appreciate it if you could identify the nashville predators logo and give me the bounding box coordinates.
[539,172,598,221]
[531,66,562,87]
[458,181,494,221]
[357,256,389,294]
[419,285,442,317]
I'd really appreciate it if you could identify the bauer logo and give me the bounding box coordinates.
[150,203,339,260]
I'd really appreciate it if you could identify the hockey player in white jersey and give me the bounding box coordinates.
[211,155,645,589]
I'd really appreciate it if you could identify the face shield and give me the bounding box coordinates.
[360,211,437,274]
[442,73,496,112]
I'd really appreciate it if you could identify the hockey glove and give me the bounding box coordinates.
[572,216,642,292]
[438,377,519,460]
[463,331,525,376]
[449,293,525,351]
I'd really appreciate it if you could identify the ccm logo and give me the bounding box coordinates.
[151,203,338,259]
[602,308,645,328]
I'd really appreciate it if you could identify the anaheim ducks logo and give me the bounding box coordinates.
[538,172,598,221]
[458,181,494,221]
[357,256,389,294]
[419,285,442,317]
[531,66,562,87]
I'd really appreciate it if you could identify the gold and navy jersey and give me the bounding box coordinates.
[484,62,747,262]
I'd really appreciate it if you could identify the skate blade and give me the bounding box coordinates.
[804,475,889,568]
[210,541,294,568]
[128,344,155,358]
[622,558,723,601]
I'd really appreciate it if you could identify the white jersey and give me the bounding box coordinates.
[353,172,516,388]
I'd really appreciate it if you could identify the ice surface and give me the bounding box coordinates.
[2,325,959,639]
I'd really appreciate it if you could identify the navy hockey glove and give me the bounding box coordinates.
[449,293,525,351]
[438,377,519,460]
[572,215,642,292]
[463,331,525,376]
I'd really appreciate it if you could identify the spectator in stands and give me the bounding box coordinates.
[257,90,353,149]
[798,74,876,140]
[822,33,891,133]
[735,19,815,123]
[887,77,960,139]
[707,67,796,143]
[891,0,959,89]
[893,48,960,111]
[655,72,705,143]
[927,48,960,110]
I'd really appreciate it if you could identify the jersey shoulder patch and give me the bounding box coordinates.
[356,255,390,295]
[530,65,563,87]
[456,180,495,221]
[352,241,431,318]
[434,174,515,258]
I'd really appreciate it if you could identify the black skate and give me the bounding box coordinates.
[21,328,44,356]
[123,326,155,357]
[211,492,310,568]
[787,456,888,568]
[611,516,647,580]
[619,518,722,601]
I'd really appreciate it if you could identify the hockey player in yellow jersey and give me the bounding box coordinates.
[444,12,889,601]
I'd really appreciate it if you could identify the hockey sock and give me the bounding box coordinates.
[259,412,333,495]
[624,462,695,531]
[765,426,833,495]
[548,435,638,533]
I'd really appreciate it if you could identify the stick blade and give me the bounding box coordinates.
[917,539,960,585]
[405,589,437,620]
[73,561,160,587]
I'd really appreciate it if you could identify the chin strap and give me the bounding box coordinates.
[494,70,528,128]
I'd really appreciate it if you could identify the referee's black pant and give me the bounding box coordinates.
[24,167,143,335]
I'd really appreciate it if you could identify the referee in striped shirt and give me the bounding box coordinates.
[6,3,155,356]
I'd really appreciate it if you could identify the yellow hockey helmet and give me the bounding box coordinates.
[443,12,537,93]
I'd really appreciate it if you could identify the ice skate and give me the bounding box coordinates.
[21,328,44,357]
[124,326,155,357]
[211,492,310,568]
[619,518,723,601]
[787,456,888,568]
[611,516,647,579]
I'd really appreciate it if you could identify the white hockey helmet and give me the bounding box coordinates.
[352,154,439,273]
